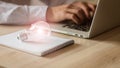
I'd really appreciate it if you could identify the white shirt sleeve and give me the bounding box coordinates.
[0,1,48,25]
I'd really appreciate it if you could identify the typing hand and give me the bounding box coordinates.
[46,1,96,24]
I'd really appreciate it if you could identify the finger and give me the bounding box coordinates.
[79,3,91,19]
[66,8,90,24]
[66,13,82,24]
[87,3,96,12]
[67,2,90,19]
[78,9,89,24]
[66,8,85,21]
[87,3,97,18]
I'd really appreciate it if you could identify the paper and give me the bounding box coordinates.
[0,30,74,56]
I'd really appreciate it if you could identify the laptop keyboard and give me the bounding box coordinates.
[62,20,92,32]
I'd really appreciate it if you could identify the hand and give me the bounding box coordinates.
[46,1,96,24]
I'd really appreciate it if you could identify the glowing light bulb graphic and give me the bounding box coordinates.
[17,21,51,42]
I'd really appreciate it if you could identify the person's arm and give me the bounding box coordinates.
[47,1,96,24]
[0,1,96,25]
[0,1,48,25]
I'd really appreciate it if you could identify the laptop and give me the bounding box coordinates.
[49,0,120,38]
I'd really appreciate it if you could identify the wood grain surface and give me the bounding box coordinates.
[0,25,120,68]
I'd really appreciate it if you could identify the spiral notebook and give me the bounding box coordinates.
[0,30,74,56]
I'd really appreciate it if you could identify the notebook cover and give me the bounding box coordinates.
[0,30,74,56]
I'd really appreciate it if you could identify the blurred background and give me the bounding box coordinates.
[0,0,98,6]
[31,0,98,6]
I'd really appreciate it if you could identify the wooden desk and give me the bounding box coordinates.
[0,25,120,68]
